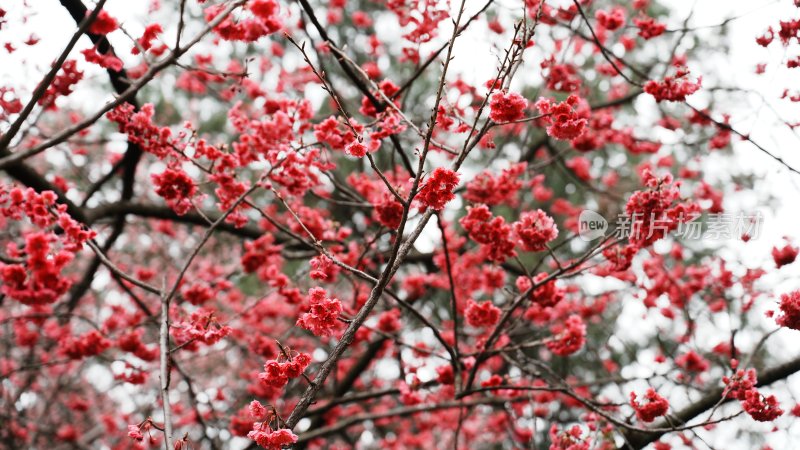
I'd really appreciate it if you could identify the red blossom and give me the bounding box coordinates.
[88,10,118,35]
[518,272,565,308]
[630,388,669,422]
[80,47,123,71]
[775,290,800,330]
[171,309,232,348]
[549,424,591,450]
[546,315,586,356]
[459,204,516,263]
[377,308,402,333]
[345,140,368,158]
[772,242,798,268]
[464,163,526,206]
[249,400,268,419]
[376,197,405,229]
[418,168,459,210]
[296,287,343,336]
[107,103,174,158]
[535,94,587,140]
[634,16,666,40]
[512,209,558,252]
[489,91,527,123]
[644,69,702,102]
[723,368,758,400]
[742,390,784,422]
[0,87,23,119]
[624,169,699,247]
[465,299,501,328]
[248,423,298,449]
[541,57,582,92]
[127,424,144,441]
[205,0,282,42]
[595,7,626,31]
[756,28,775,47]
[258,353,311,388]
[38,60,83,109]
[675,350,710,373]
[134,24,164,54]
[152,168,197,215]
[309,255,340,282]
[60,330,111,360]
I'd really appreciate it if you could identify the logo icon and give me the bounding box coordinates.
[578,210,608,241]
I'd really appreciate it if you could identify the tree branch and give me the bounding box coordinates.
[621,354,800,449]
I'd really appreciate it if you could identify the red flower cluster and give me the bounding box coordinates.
[644,69,702,102]
[546,315,586,356]
[549,424,591,450]
[56,425,78,441]
[241,234,285,285]
[376,196,405,229]
[541,57,582,92]
[309,255,340,282]
[249,400,268,419]
[107,103,174,158]
[117,329,158,361]
[518,272,565,308]
[742,389,784,422]
[398,0,448,44]
[535,95,587,140]
[480,374,503,387]
[772,242,798,268]
[625,169,698,247]
[465,299,501,328]
[81,47,123,72]
[127,424,145,441]
[775,290,800,330]
[1,232,73,305]
[756,28,774,47]
[172,309,232,349]
[675,350,709,373]
[248,422,298,449]
[777,19,800,45]
[757,19,800,48]
[88,10,118,35]
[38,60,83,109]
[0,185,96,305]
[205,0,282,42]
[566,156,592,181]
[360,79,401,117]
[595,7,626,31]
[258,352,312,388]
[60,330,111,360]
[464,162,526,206]
[630,388,669,422]
[489,91,527,123]
[0,87,23,120]
[377,308,403,333]
[634,16,666,40]
[152,168,197,215]
[347,170,408,229]
[297,287,343,336]
[418,168,459,210]
[512,209,558,252]
[134,24,164,55]
[459,204,516,263]
[345,140,368,158]
[723,368,758,400]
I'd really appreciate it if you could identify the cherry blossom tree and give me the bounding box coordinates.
[1,0,800,449]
